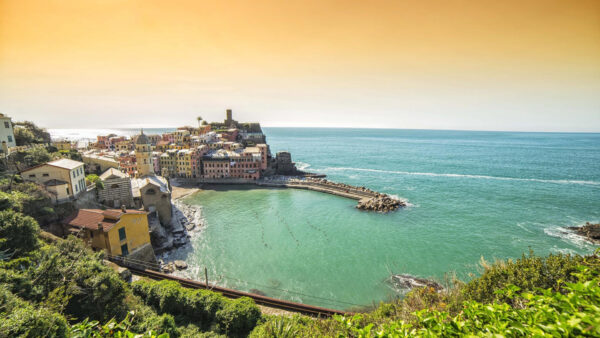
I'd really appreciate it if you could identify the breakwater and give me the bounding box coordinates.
[258,177,406,212]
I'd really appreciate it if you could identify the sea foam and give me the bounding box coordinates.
[322,167,600,187]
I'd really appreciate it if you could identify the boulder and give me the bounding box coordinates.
[174,260,188,270]
[389,274,443,293]
[568,222,600,243]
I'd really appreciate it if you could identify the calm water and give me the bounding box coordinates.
[172,128,600,310]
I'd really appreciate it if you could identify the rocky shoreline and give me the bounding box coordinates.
[568,222,600,244]
[388,274,444,293]
[152,192,205,273]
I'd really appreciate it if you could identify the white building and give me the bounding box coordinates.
[21,158,87,201]
[0,113,16,149]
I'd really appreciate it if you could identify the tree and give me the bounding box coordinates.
[86,174,104,190]
[23,147,52,168]
[13,121,51,144]
[14,127,36,146]
[0,209,40,257]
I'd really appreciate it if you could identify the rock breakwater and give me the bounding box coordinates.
[281,177,407,212]
[357,195,406,212]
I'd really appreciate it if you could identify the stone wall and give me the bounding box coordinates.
[98,177,134,208]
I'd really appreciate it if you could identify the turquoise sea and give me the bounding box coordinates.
[174,128,600,310]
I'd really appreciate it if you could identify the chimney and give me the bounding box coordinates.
[121,205,127,213]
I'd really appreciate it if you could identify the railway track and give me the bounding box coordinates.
[115,261,350,318]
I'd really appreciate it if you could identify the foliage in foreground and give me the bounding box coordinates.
[335,266,600,337]
[251,251,600,337]
[132,279,261,336]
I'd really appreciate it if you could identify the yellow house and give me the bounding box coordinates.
[62,208,151,256]
[53,140,73,151]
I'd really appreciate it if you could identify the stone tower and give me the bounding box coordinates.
[135,129,154,177]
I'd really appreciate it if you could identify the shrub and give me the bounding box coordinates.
[133,279,261,335]
[215,297,261,335]
[0,209,40,257]
[132,280,227,327]
[0,285,69,338]
[463,251,585,305]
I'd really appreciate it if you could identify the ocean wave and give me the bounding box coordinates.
[295,161,311,171]
[322,167,600,187]
[543,226,596,249]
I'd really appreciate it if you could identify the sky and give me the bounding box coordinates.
[1,0,599,132]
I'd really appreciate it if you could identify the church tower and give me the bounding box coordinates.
[135,129,154,177]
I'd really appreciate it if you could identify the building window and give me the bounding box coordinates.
[118,227,127,241]
[42,173,49,177]
[7,135,12,142]
[4,122,8,128]
[28,174,35,178]
[121,243,129,256]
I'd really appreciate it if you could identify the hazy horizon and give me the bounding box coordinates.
[2,0,599,132]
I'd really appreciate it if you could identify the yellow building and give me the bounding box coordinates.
[53,140,73,151]
[135,130,154,177]
[63,208,151,256]
[176,149,192,178]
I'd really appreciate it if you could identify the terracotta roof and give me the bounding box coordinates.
[62,209,147,232]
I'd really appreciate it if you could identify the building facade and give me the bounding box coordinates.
[134,130,154,177]
[21,158,87,199]
[98,168,134,208]
[63,208,152,257]
[0,113,16,149]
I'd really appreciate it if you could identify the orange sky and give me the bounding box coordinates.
[1,0,599,131]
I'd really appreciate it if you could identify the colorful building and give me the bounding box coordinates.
[134,130,154,177]
[62,208,151,257]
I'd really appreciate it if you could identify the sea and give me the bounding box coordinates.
[50,127,600,310]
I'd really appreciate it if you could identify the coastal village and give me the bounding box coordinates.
[0,110,405,273]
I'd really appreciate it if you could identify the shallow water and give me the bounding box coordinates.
[176,128,599,309]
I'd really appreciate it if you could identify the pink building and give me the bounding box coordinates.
[118,154,137,177]
[162,133,175,143]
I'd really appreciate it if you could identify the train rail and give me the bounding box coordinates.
[111,259,350,318]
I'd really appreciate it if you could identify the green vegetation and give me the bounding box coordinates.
[86,174,104,190]
[13,121,52,146]
[0,177,75,226]
[132,279,261,336]
[250,252,600,337]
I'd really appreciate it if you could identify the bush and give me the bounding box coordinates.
[338,265,600,337]
[0,285,69,338]
[463,251,585,305]
[133,279,261,335]
[133,279,227,328]
[0,209,40,257]
[215,297,261,335]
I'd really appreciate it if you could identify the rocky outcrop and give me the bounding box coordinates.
[569,222,600,244]
[357,195,406,212]
[388,274,443,293]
